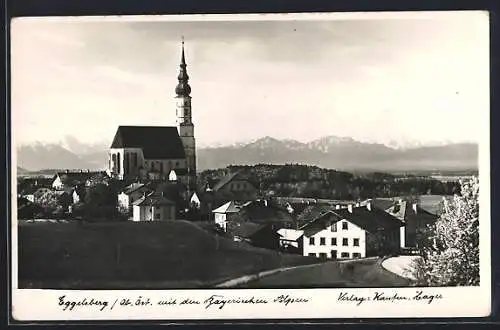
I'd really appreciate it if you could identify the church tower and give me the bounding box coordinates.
[175,38,197,189]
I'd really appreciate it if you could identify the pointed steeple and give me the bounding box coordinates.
[176,36,191,97]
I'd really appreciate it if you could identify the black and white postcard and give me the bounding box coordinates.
[10,11,491,321]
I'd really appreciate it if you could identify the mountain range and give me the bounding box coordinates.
[16,136,478,173]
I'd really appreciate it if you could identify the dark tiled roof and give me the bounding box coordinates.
[111,126,186,159]
[300,206,404,237]
[132,192,175,207]
[335,207,404,233]
[212,172,240,191]
[239,201,294,224]
[296,204,335,223]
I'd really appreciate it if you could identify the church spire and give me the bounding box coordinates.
[175,36,191,97]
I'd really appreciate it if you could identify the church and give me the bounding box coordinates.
[108,40,197,190]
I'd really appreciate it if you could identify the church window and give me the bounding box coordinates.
[133,153,138,167]
[160,162,164,173]
[117,153,121,174]
[151,162,154,171]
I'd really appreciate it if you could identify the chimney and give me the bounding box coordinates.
[366,202,372,211]
[348,204,353,213]
[335,204,340,210]
[412,203,418,214]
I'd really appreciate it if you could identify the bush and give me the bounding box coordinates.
[413,178,479,286]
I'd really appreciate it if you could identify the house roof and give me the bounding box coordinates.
[212,172,247,192]
[299,205,404,237]
[362,198,396,212]
[296,204,335,224]
[212,201,240,213]
[277,228,304,241]
[122,183,146,194]
[132,192,175,207]
[239,201,294,224]
[386,200,438,222]
[110,126,186,159]
[232,222,264,238]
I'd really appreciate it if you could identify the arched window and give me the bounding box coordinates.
[117,153,121,174]
[112,154,117,172]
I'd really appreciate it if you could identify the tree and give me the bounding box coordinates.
[413,177,479,286]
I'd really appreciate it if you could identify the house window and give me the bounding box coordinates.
[320,237,326,245]
[309,237,315,245]
[308,253,316,257]
[175,161,179,167]
[331,223,337,232]
[341,252,350,258]
[319,252,327,258]
[331,250,337,259]
[353,238,360,246]
[353,253,361,258]
[331,238,337,246]
[342,222,348,230]
[342,238,348,246]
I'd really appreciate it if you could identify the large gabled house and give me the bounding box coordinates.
[211,171,258,203]
[279,202,404,259]
[384,199,438,249]
[132,191,176,221]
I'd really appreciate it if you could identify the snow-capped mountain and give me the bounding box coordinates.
[16,135,478,173]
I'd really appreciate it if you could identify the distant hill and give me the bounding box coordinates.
[16,136,478,173]
[197,136,478,172]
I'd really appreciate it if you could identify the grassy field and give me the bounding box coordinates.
[240,258,411,288]
[18,220,319,289]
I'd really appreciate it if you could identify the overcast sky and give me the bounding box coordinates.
[11,12,489,147]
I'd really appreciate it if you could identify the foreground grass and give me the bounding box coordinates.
[18,220,318,289]
[241,258,411,288]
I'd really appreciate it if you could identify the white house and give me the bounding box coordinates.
[117,183,152,212]
[132,192,176,221]
[277,228,304,249]
[211,201,241,232]
[190,192,201,209]
[296,203,403,259]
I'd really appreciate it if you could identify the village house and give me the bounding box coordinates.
[52,170,105,190]
[384,199,438,249]
[231,222,281,250]
[280,203,403,259]
[211,172,258,203]
[132,191,176,221]
[238,199,295,229]
[277,228,304,253]
[211,201,241,232]
[117,182,154,212]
